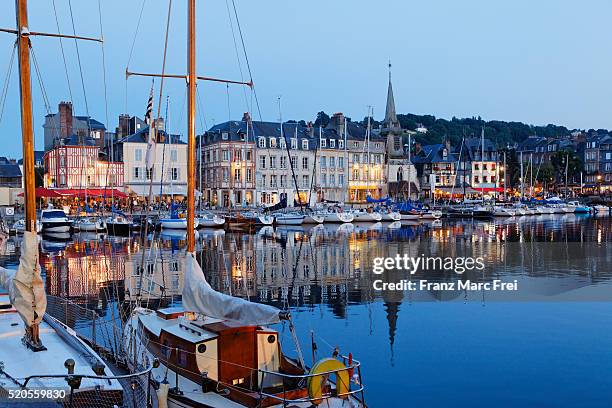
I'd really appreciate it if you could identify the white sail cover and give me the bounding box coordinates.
[0,231,46,326]
[182,253,280,325]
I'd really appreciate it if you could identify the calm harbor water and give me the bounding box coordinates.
[1,214,611,407]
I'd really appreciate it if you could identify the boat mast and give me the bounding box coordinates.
[15,0,40,346]
[16,0,35,233]
[187,0,196,252]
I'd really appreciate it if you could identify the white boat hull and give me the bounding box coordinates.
[380,211,401,221]
[274,214,305,225]
[352,212,382,222]
[197,215,225,228]
[160,218,200,229]
[323,212,354,223]
[420,210,442,220]
[303,214,325,224]
[400,213,420,221]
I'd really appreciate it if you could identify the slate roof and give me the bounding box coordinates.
[61,134,97,147]
[116,126,185,145]
[412,144,457,164]
[204,120,382,148]
[0,164,22,178]
[18,151,44,165]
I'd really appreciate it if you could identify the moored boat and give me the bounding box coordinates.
[352,209,382,222]
[567,201,590,213]
[74,216,107,232]
[41,208,72,233]
[197,212,226,228]
[274,212,306,225]
[473,204,495,218]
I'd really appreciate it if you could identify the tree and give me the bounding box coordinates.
[314,111,330,128]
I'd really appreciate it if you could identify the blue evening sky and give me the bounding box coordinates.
[0,0,610,158]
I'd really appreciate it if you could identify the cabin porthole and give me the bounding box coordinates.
[267,335,276,344]
[197,344,207,354]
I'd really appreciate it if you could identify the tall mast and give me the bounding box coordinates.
[481,125,485,205]
[186,0,196,252]
[16,0,36,233]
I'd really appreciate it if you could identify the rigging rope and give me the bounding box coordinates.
[230,0,264,121]
[51,0,74,104]
[224,0,249,111]
[125,0,148,113]
[0,42,17,127]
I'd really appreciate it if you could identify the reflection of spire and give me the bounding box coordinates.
[384,301,400,367]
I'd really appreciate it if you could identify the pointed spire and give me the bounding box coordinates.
[384,60,400,131]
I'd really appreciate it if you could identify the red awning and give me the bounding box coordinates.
[17,187,67,198]
[477,187,504,193]
[54,188,128,198]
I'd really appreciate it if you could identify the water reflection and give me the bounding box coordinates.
[1,215,610,407]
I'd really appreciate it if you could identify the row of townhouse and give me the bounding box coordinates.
[196,112,388,207]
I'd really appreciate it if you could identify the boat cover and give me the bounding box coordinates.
[182,253,281,325]
[0,231,46,326]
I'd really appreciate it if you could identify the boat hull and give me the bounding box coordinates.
[380,211,401,221]
[41,221,72,233]
[352,212,382,222]
[303,214,325,224]
[274,214,305,225]
[323,213,354,223]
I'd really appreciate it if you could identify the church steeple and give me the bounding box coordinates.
[384,61,400,131]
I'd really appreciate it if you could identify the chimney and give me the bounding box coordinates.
[444,139,451,152]
[118,114,130,137]
[242,112,251,122]
[307,121,314,137]
[59,101,73,137]
[330,113,345,137]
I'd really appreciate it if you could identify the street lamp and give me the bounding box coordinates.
[597,174,603,196]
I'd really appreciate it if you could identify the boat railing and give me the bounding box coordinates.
[15,360,157,408]
[254,354,365,405]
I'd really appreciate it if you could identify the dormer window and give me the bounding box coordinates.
[279,138,286,149]
[291,138,297,150]
[258,137,266,148]
[442,148,448,158]
[320,138,326,148]
[330,139,335,148]
[302,140,309,150]
[269,137,277,148]
[339,140,344,149]
[222,132,229,140]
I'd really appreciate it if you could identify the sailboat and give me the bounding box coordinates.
[124,2,366,407]
[0,1,136,405]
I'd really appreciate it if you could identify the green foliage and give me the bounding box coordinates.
[537,162,556,183]
[393,113,572,148]
[550,148,583,181]
[314,111,330,128]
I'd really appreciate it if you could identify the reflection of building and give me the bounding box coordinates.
[125,248,185,302]
[42,238,130,306]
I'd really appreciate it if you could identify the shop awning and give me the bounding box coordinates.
[18,187,67,198]
[53,188,128,198]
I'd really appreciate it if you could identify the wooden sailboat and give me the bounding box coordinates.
[0,2,138,406]
[124,2,366,407]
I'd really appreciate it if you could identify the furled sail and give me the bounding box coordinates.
[182,253,281,325]
[0,231,46,327]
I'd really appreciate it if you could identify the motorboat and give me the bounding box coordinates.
[352,209,382,222]
[567,201,590,213]
[124,254,366,408]
[274,212,306,225]
[472,204,495,218]
[242,211,275,226]
[40,208,72,233]
[593,205,609,214]
[74,216,107,232]
[197,212,226,228]
[400,213,420,221]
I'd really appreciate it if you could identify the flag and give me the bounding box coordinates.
[144,85,156,170]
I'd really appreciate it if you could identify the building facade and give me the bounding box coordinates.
[113,121,187,199]
[198,120,256,207]
[44,135,124,191]
[43,102,107,151]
